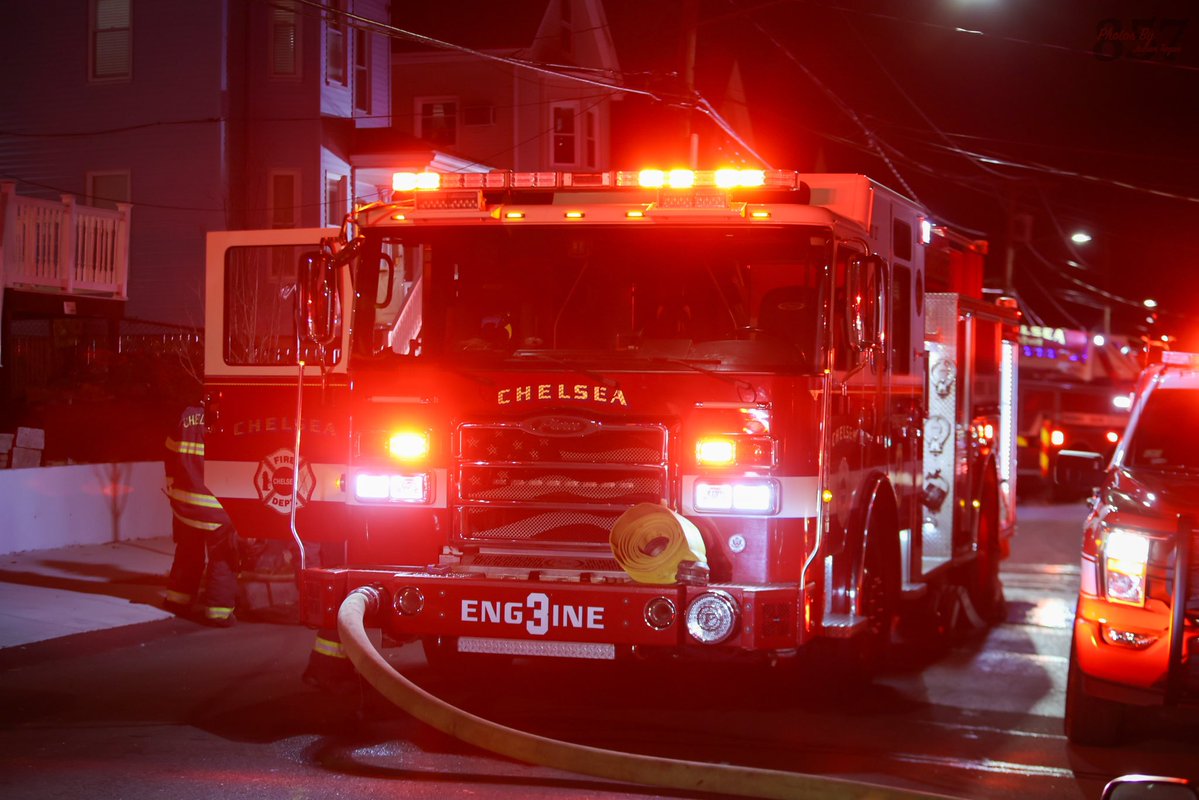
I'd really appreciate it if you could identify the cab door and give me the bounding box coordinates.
[202,229,353,545]
[821,241,885,618]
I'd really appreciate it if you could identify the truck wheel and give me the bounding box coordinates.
[1064,640,1124,746]
[969,473,1006,625]
[840,497,899,683]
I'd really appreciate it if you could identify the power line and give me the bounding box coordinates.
[834,8,1014,186]
[1019,265,1086,330]
[726,1,923,203]
[288,0,771,166]
[797,0,1199,75]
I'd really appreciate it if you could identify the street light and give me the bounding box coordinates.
[1143,298,1158,309]
[1070,231,1093,245]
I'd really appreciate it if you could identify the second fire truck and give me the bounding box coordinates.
[203,168,1019,673]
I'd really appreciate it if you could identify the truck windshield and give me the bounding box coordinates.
[357,225,830,373]
[1124,387,1199,470]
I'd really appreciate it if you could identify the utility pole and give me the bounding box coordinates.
[1003,183,1017,295]
[681,0,698,167]
[1004,184,1032,298]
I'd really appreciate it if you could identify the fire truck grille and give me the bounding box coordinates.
[455,419,668,546]
[458,508,624,543]
[459,467,662,503]
[458,422,666,464]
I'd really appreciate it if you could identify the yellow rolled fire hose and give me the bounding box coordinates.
[609,502,708,584]
[337,588,956,800]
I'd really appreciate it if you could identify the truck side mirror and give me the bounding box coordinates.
[1055,449,1106,495]
[297,251,341,349]
[848,254,884,351]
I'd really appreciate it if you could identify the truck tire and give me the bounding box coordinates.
[1064,640,1124,746]
[836,488,899,683]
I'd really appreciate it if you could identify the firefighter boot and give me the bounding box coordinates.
[302,632,359,695]
[199,604,237,628]
[162,589,194,617]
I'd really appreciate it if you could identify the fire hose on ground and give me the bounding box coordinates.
[336,587,957,800]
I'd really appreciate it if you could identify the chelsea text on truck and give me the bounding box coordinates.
[201,168,1019,673]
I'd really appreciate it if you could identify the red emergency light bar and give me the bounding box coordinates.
[392,168,798,195]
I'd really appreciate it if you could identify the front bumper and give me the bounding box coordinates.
[1073,595,1199,707]
[302,567,803,657]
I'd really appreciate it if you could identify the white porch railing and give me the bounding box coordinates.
[0,180,130,298]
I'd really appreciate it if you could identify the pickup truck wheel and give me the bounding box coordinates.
[1064,640,1124,746]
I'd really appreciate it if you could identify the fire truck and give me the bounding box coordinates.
[202,168,1019,673]
[1017,326,1140,499]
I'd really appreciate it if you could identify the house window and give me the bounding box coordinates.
[325,174,347,226]
[417,98,457,147]
[225,244,342,366]
[269,171,299,229]
[353,27,371,113]
[270,1,300,78]
[86,171,131,210]
[551,104,578,166]
[90,0,131,81]
[326,0,347,85]
[584,110,597,167]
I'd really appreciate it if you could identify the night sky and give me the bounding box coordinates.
[603,0,1199,345]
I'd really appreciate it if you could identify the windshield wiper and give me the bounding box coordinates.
[510,350,615,387]
[647,357,762,402]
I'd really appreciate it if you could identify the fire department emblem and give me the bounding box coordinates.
[254,448,316,515]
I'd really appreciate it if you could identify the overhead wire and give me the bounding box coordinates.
[723,0,923,203]
[1026,188,1186,323]
[287,0,773,166]
[1015,253,1087,330]
[719,0,1192,331]
[799,0,1199,75]
[833,8,1015,185]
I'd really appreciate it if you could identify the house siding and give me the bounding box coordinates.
[1,0,390,325]
[0,1,231,323]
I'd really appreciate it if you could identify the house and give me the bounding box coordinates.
[352,0,622,194]
[0,0,392,460]
[0,0,632,463]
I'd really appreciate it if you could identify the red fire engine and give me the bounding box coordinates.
[203,168,1019,672]
[1017,325,1140,499]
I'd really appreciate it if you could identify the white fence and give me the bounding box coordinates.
[0,461,170,555]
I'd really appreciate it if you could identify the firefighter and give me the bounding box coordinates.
[162,405,240,627]
[300,541,360,695]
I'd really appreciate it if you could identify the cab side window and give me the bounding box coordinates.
[892,264,911,374]
[225,244,342,366]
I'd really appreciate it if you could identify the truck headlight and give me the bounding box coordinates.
[685,591,738,644]
[1103,528,1151,606]
[694,479,777,514]
[354,472,430,503]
